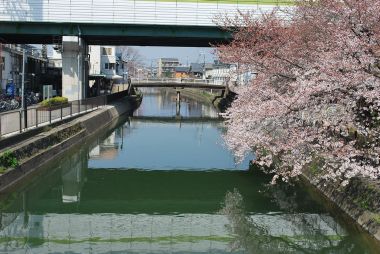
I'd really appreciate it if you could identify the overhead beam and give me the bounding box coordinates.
[0,21,232,46]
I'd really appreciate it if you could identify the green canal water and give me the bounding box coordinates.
[0,88,379,253]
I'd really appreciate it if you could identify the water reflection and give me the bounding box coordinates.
[0,162,374,253]
[0,88,378,253]
[134,88,220,118]
[87,119,247,171]
[219,189,359,254]
[0,144,376,253]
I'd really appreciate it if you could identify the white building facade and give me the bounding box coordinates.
[205,61,237,85]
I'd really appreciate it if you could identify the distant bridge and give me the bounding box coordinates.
[131,116,222,123]
[130,78,226,90]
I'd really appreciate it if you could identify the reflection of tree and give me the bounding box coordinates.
[265,182,347,241]
[265,182,301,212]
[219,189,355,254]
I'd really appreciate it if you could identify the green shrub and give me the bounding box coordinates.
[40,96,68,107]
[0,151,19,169]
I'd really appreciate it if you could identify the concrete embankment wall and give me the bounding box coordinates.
[0,96,141,192]
[302,174,380,242]
[179,88,235,113]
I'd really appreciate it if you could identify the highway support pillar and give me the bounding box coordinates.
[62,36,89,102]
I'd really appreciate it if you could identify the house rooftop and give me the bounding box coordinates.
[190,63,204,73]
[175,66,190,72]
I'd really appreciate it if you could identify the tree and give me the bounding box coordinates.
[116,46,144,77]
[217,0,380,185]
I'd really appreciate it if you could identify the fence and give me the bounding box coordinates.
[130,78,218,84]
[0,90,130,138]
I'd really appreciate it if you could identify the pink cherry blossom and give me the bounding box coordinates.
[217,0,380,185]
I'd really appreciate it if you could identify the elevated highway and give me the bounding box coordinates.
[0,0,290,45]
[0,0,288,101]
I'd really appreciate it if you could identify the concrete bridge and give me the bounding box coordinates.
[131,78,226,90]
[130,78,226,115]
[0,0,290,101]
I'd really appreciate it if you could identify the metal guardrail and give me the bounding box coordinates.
[0,90,130,138]
[130,78,218,84]
[0,0,292,26]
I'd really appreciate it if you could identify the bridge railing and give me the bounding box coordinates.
[130,78,218,85]
[0,0,292,26]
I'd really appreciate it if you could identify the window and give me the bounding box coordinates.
[104,62,115,70]
[102,47,112,56]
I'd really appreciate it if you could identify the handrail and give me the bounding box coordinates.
[0,90,129,138]
[130,78,218,85]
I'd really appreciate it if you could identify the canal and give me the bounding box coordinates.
[0,88,378,253]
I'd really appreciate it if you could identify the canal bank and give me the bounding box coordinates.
[0,95,141,192]
[178,88,236,113]
[302,172,380,243]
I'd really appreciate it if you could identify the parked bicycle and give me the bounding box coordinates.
[0,98,19,112]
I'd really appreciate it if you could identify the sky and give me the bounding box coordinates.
[46,45,217,67]
[121,46,216,67]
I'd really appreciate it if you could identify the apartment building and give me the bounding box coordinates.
[157,58,180,78]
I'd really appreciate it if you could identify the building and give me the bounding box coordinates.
[189,63,205,78]
[174,66,190,79]
[45,48,63,96]
[0,44,47,95]
[205,60,237,85]
[88,45,127,96]
[89,45,120,79]
[157,58,179,78]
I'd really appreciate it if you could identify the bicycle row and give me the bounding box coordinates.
[0,94,40,113]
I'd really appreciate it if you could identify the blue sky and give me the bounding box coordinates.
[47,45,217,66]
[131,46,216,66]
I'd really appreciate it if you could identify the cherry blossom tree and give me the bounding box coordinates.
[217,0,380,185]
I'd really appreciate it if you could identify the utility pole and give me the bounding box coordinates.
[21,49,27,130]
[21,49,25,110]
